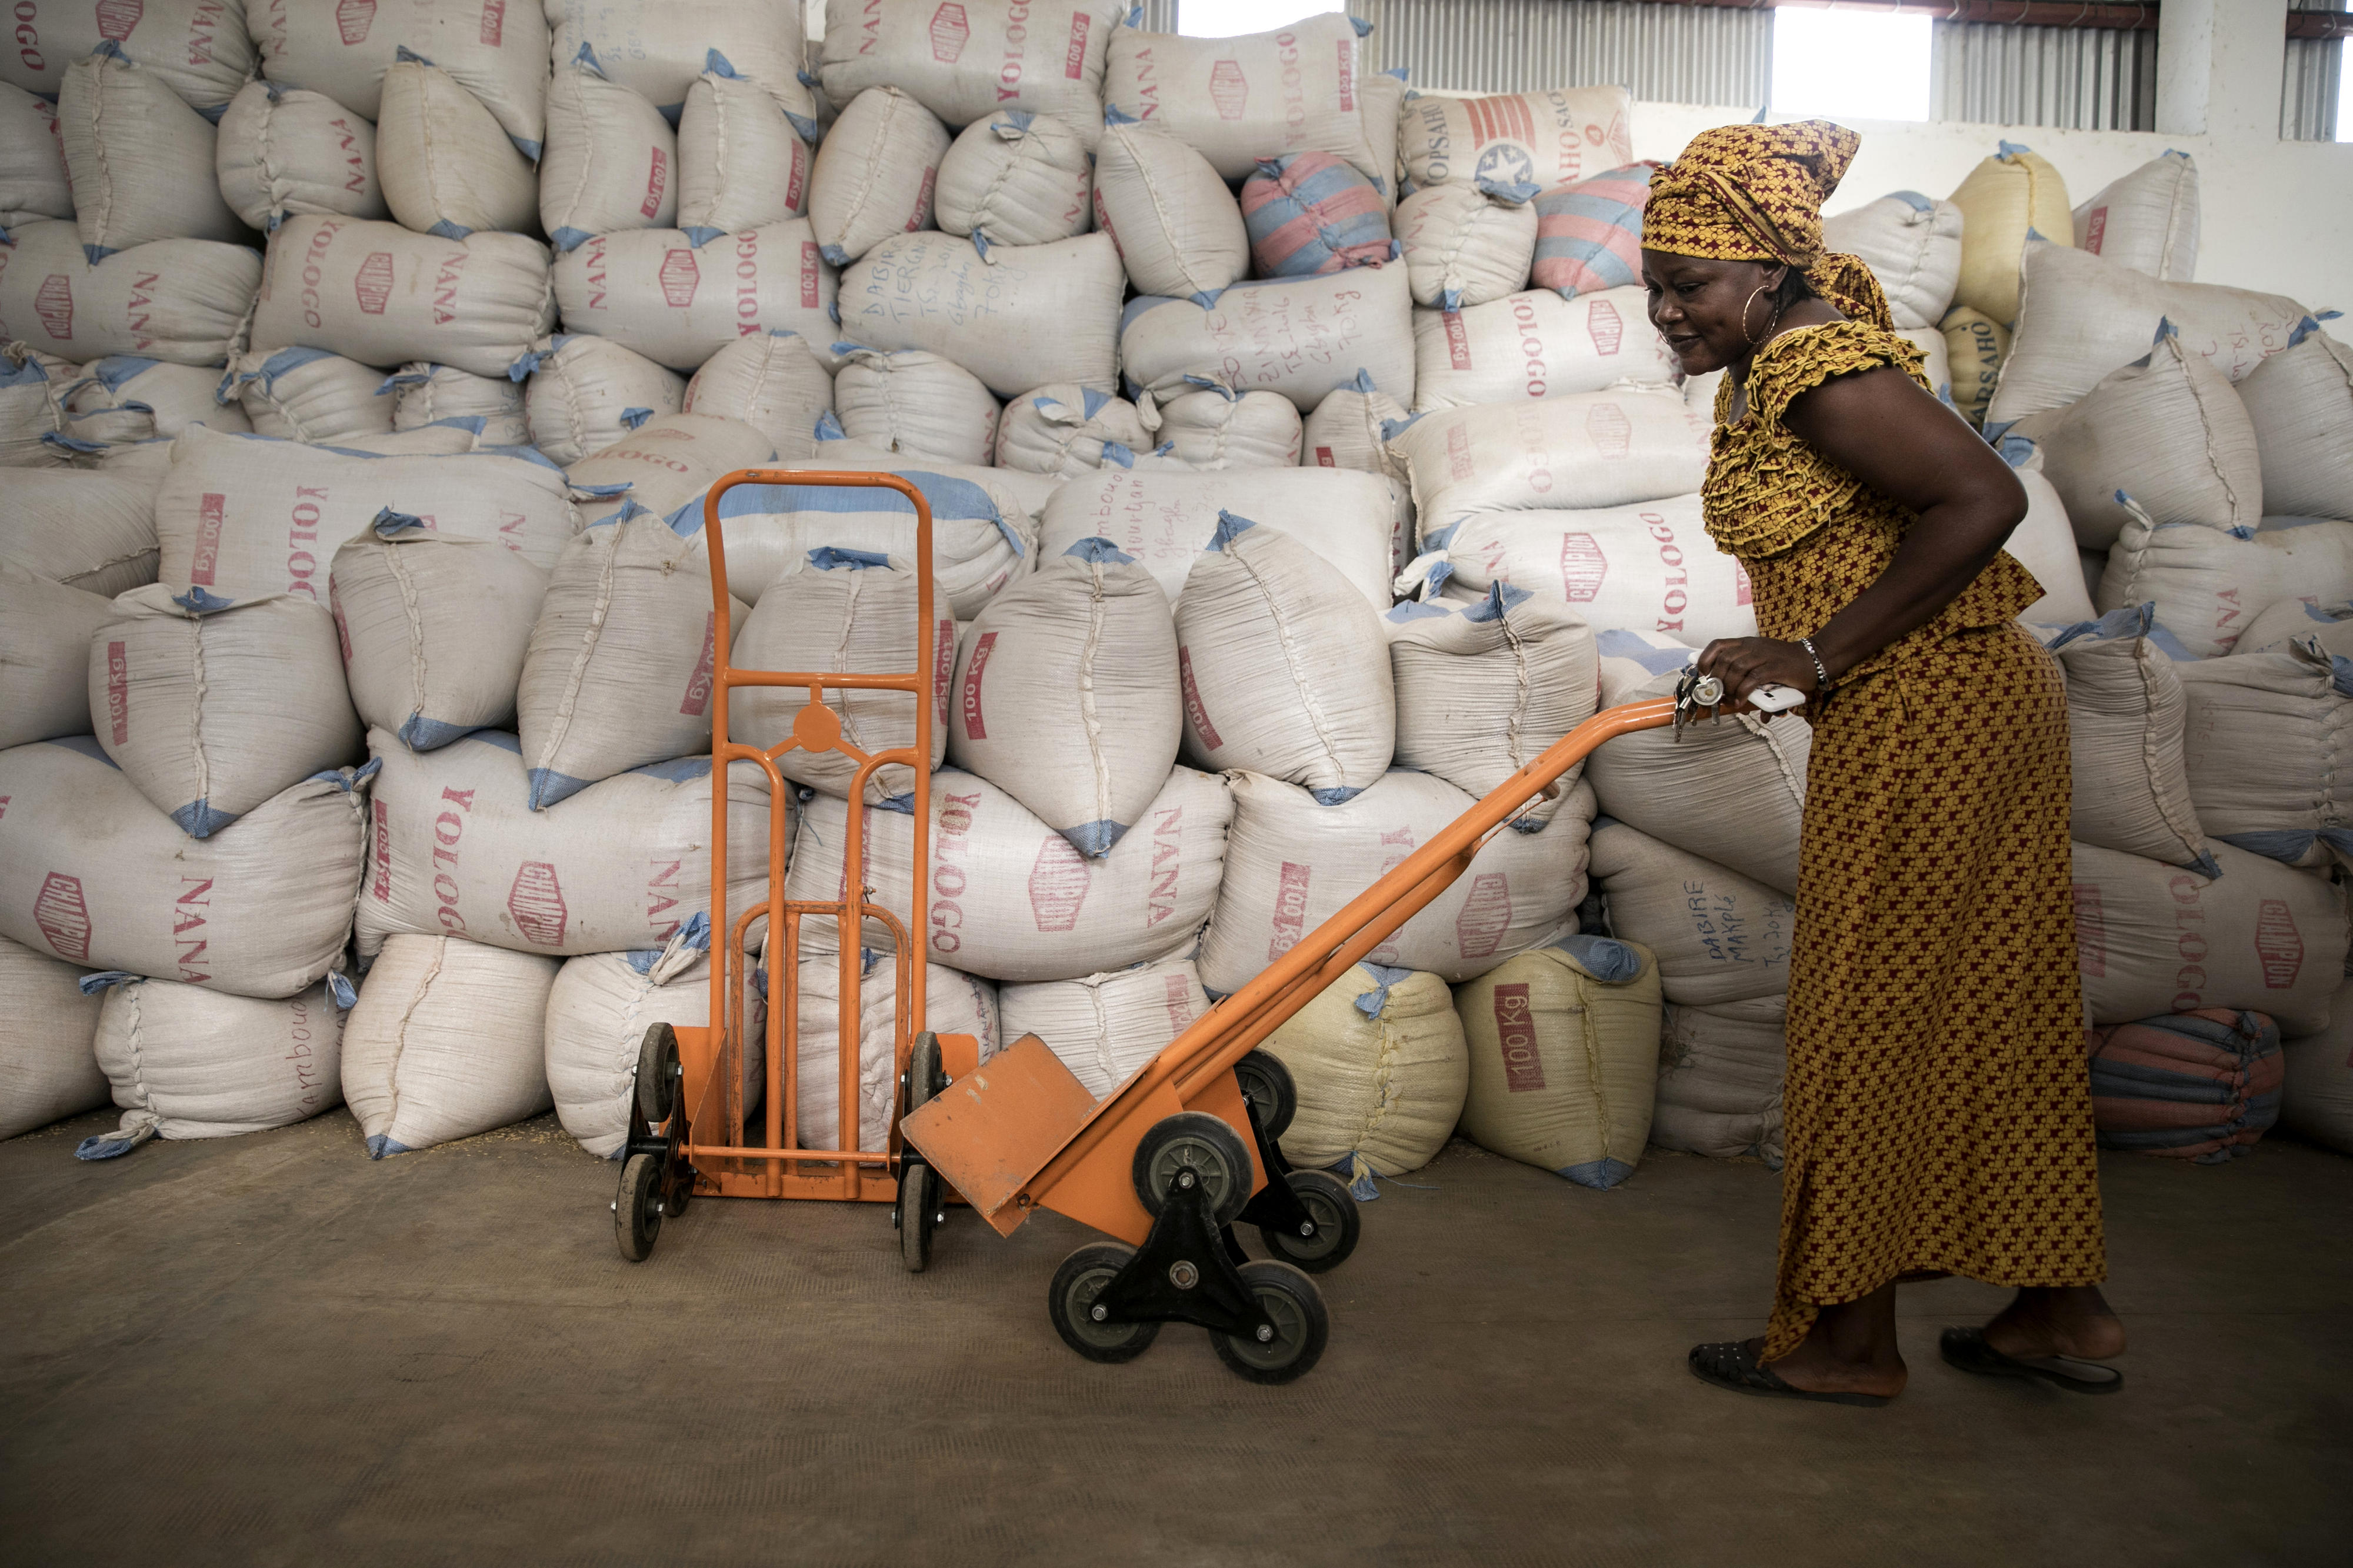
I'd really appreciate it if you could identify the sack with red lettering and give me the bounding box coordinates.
[1386,578,1598,826]
[837,231,1123,400]
[544,929,761,1158]
[678,57,814,239]
[1175,513,1393,800]
[331,512,548,749]
[0,736,371,997]
[1197,769,1594,993]
[1425,495,1757,646]
[1262,963,1468,1180]
[539,45,676,253]
[1038,466,1399,610]
[340,932,556,1155]
[548,0,814,125]
[61,44,251,260]
[553,221,839,375]
[515,333,685,466]
[1299,368,1409,483]
[784,765,1231,984]
[999,952,1208,1100]
[226,346,395,444]
[0,561,109,748]
[376,56,538,239]
[0,933,109,1141]
[384,360,529,445]
[1101,14,1382,187]
[355,726,779,960]
[1141,381,1301,470]
[152,426,579,599]
[1654,995,1786,1165]
[733,548,953,805]
[92,584,362,837]
[1587,819,1794,1006]
[1091,111,1247,306]
[1119,261,1416,413]
[215,81,388,234]
[995,383,1149,475]
[949,538,1179,856]
[2072,151,2199,282]
[2097,506,2353,658]
[809,87,950,269]
[0,0,252,118]
[0,82,71,237]
[818,0,1125,145]
[702,457,1038,616]
[250,0,549,156]
[1396,86,1632,196]
[1,468,159,595]
[249,216,553,381]
[833,347,1002,467]
[2178,639,2353,870]
[73,975,345,1159]
[936,111,1092,250]
[1388,389,1710,525]
[1410,286,1675,413]
[682,331,833,461]
[791,927,1001,1151]
[562,411,774,525]
[1582,626,1808,895]
[1396,180,1538,312]
[2070,839,2346,1033]
[515,501,747,808]
[0,219,261,366]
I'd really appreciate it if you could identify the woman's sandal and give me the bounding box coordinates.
[1939,1327,2124,1395]
[1687,1340,1894,1407]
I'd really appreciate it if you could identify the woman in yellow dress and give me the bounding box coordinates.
[1640,122,2125,1404]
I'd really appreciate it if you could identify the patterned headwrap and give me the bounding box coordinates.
[1645,119,1893,331]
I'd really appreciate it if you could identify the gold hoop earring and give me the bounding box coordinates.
[1741,283,1778,346]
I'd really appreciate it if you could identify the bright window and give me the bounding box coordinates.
[1771,8,1934,124]
[1178,0,1345,39]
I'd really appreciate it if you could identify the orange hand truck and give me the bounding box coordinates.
[612,470,984,1273]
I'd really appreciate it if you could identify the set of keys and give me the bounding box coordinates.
[1672,669,1808,741]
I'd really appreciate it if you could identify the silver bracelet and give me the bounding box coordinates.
[1799,637,1835,698]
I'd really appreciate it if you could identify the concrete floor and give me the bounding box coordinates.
[1,1110,2344,1567]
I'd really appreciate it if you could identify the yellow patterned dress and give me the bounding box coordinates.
[1704,319,2107,1359]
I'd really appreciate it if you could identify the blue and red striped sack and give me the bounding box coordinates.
[1530,162,1661,298]
[2086,1008,2284,1162]
[1241,152,1395,279]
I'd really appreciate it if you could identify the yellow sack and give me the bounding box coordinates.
[1262,964,1467,1185]
[1940,304,2012,427]
[1947,142,2073,326]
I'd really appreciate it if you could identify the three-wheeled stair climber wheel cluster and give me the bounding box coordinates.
[614,1022,692,1262]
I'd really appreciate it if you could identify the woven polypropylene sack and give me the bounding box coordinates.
[1652,995,1785,1165]
[2043,606,2212,872]
[2236,318,2353,523]
[2235,597,2353,659]
[1526,160,1654,298]
[1120,262,1415,412]
[227,347,395,445]
[936,111,1092,249]
[2177,639,2353,870]
[1102,15,1383,186]
[341,933,556,1156]
[676,61,814,239]
[1947,142,2073,326]
[1822,191,1963,331]
[81,977,343,1153]
[563,411,775,526]
[1457,935,1661,1187]
[251,216,554,381]
[0,341,75,463]
[215,82,387,233]
[1425,496,1755,645]
[545,940,759,1159]
[554,222,837,375]
[995,385,1149,476]
[377,58,539,239]
[2,0,250,114]
[0,220,259,366]
[808,87,949,269]
[0,469,158,596]
[792,931,1001,1150]
[1587,819,1793,1006]
[682,332,834,461]
[1389,390,1710,525]
[1198,770,1594,993]
[2072,152,2199,282]
[1301,369,1409,482]
[1091,114,1247,305]
[998,953,1202,1102]
[1942,305,2009,427]
[1998,451,2095,625]
[0,82,70,235]
[2097,509,2353,658]
[1397,180,1537,311]
[784,766,1231,985]
[1242,152,1391,278]
[1399,87,1632,196]
[819,0,1124,140]
[549,0,814,125]
[2087,1009,2281,1162]
[385,361,529,446]
[0,934,108,1140]
[517,333,686,466]
[0,738,369,999]
[1141,383,1301,470]
[833,348,1002,466]
[1262,964,1468,1179]
[59,45,250,259]
[91,585,362,837]
[331,517,549,750]
[252,0,548,154]
[1410,286,1676,413]
[356,728,778,961]
[0,561,110,749]
[540,45,679,254]
[63,358,249,449]
[949,538,1181,856]
[838,232,1124,401]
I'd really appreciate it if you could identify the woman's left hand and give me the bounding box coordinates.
[1694,636,1820,715]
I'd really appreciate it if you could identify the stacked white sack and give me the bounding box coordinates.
[732,548,955,805]
[73,974,344,1160]
[1261,964,1469,1182]
[2177,638,2353,870]
[564,411,775,526]
[2235,597,2353,658]
[2072,151,2199,282]
[838,231,1124,399]
[62,358,249,449]
[785,766,1232,983]
[1,342,78,465]
[2237,318,2353,523]
[517,333,686,466]
[0,469,159,595]
[385,361,530,445]
[1821,192,1962,331]
[794,933,1002,1150]
[0,82,71,236]
[0,220,260,365]
[2098,505,2353,658]
[376,56,539,239]
[1091,112,1248,306]
[996,386,1151,476]
[226,347,396,445]
[1410,287,1677,413]
[216,82,388,233]
[0,736,369,997]
[1422,496,1756,645]
[1397,87,1633,194]
[1141,382,1302,470]
[820,0,1122,132]
[250,216,555,379]
[1101,16,1384,186]
[1203,768,1595,995]
[249,0,548,155]
[1991,437,2098,625]
[1396,181,1539,312]
[541,44,679,254]
[1000,954,1205,1102]
[0,935,110,1140]
[331,513,549,749]
[342,934,557,1156]
[1121,262,1416,412]
[2042,606,2215,872]
[1389,388,1712,526]
[555,222,838,373]
[808,86,949,268]
[0,561,111,748]
[684,332,835,461]
[949,538,1181,856]
[551,0,817,125]
[356,729,779,961]
[1300,370,1410,482]
[832,348,1002,466]
[1,0,250,115]
[59,44,251,258]
[545,926,759,1159]
[936,111,1093,249]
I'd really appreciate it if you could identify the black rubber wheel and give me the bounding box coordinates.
[899,1162,938,1273]
[1131,1112,1253,1227]
[1257,1167,1360,1274]
[906,1030,947,1110]
[616,1152,664,1262]
[1046,1243,1161,1363]
[1234,1050,1297,1140]
[1211,1260,1329,1384]
[635,1022,680,1126]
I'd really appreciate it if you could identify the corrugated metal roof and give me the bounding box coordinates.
[2283,0,2345,140]
[1928,20,2155,131]
[1344,0,1770,104]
